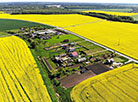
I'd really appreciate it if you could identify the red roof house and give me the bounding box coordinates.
[70,51,78,57]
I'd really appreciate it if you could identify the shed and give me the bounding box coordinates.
[78,57,87,63]
[69,42,75,46]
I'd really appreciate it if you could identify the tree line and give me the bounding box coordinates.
[79,12,138,23]
[11,9,78,15]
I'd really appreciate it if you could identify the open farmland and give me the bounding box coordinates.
[0,19,50,32]
[0,14,101,27]
[71,63,138,102]
[72,9,132,12]
[0,36,51,102]
[89,9,133,12]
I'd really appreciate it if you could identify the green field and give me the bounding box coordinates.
[45,34,83,47]
[0,19,52,36]
[131,15,138,20]
[92,9,133,12]
[72,9,132,12]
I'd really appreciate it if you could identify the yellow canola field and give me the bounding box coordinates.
[83,10,138,16]
[0,36,51,102]
[0,14,101,27]
[71,63,138,102]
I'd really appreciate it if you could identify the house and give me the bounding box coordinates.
[113,62,123,66]
[104,58,114,65]
[35,30,46,35]
[59,54,66,57]
[46,29,56,34]
[70,51,78,57]
[31,33,37,38]
[68,47,76,52]
[108,58,114,63]
[61,57,68,61]
[78,57,87,63]
[55,56,60,61]
[69,42,75,46]
[60,44,68,47]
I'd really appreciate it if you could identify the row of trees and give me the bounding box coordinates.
[79,12,138,23]
[11,9,78,15]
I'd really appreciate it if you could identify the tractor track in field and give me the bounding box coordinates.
[62,20,104,28]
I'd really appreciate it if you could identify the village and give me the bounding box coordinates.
[15,26,129,88]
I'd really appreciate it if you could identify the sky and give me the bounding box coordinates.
[0,0,138,3]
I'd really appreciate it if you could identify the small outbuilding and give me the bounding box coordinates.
[78,57,87,63]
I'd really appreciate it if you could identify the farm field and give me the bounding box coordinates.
[83,10,138,16]
[90,9,133,12]
[131,15,138,20]
[0,19,50,32]
[0,36,51,102]
[73,9,132,12]
[0,14,101,27]
[71,63,138,102]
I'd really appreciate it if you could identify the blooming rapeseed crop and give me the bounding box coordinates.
[83,10,138,16]
[0,36,51,102]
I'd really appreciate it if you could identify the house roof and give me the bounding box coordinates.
[71,51,78,57]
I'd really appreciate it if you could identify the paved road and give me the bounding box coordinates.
[58,27,138,64]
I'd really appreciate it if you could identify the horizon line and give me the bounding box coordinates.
[0,1,138,4]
